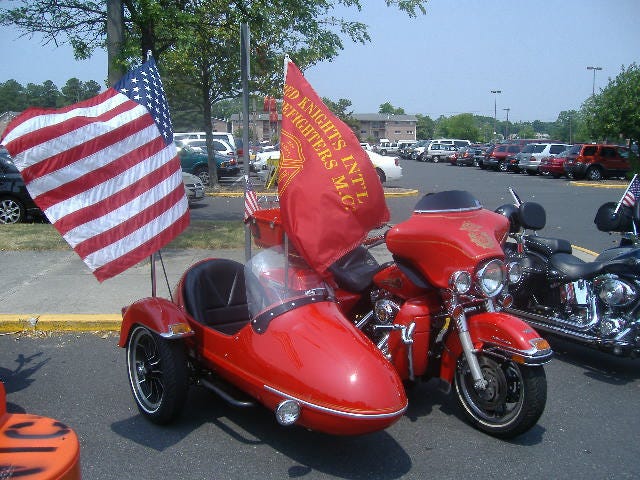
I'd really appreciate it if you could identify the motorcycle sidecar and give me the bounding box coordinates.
[119,250,408,436]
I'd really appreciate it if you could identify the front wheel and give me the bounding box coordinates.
[126,325,189,424]
[498,161,508,172]
[0,197,25,224]
[454,354,547,438]
[432,156,440,163]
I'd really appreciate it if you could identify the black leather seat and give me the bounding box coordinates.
[182,259,249,335]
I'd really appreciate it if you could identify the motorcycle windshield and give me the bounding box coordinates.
[245,247,333,329]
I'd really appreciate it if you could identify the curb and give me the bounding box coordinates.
[0,314,122,333]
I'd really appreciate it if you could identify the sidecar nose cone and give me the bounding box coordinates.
[276,399,301,426]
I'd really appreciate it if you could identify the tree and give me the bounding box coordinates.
[379,102,405,115]
[435,113,479,142]
[1,0,429,185]
[415,114,434,140]
[582,63,640,147]
[323,97,360,137]
[0,80,26,112]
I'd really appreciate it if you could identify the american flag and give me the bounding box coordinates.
[0,58,189,282]
[244,175,259,222]
[621,174,640,207]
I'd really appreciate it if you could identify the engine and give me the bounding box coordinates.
[354,292,401,356]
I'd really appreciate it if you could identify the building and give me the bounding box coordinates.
[229,112,417,144]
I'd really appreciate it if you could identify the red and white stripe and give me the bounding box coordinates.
[1,89,189,281]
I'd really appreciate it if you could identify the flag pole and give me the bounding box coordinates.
[241,22,252,261]
[615,174,637,213]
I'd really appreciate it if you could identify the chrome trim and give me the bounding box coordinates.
[415,205,482,214]
[263,385,408,419]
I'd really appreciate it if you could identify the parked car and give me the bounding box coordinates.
[0,148,42,224]
[485,144,522,171]
[397,140,417,159]
[180,138,237,160]
[563,143,631,181]
[251,148,280,173]
[178,145,240,185]
[517,143,572,175]
[539,148,572,178]
[477,144,495,169]
[424,142,457,163]
[367,150,403,183]
[453,146,483,167]
[410,140,430,161]
[182,172,205,205]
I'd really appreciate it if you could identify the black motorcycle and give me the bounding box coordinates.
[496,187,640,358]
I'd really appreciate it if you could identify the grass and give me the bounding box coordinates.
[0,220,246,251]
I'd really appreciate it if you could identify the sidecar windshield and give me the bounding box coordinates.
[245,247,332,331]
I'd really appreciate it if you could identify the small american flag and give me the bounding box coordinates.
[1,58,189,282]
[621,174,640,207]
[244,175,259,222]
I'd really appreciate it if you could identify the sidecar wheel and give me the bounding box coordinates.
[126,325,189,424]
[454,354,546,438]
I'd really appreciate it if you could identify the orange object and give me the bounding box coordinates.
[0,382,81,479]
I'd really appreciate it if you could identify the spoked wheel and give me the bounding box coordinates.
[0,197,25,224]
[126,325,189,424]
[454,354,547,438]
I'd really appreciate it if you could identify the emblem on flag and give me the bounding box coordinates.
[1,58,189,282]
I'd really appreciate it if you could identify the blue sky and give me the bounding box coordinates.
[1,0,639,122]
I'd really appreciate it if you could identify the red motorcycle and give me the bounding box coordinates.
[119,189,552,438]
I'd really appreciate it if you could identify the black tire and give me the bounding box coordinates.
[376,168,386,184]
[526,169,537,176]
[0,196,25,224]
[194,167,210,186]
[380,149,387,156]
[585,166,603,181]
[498,161,508,172]
[454,353,547,438]
[126,325,189,424]
[432,156,440,163]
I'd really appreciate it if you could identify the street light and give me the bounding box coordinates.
[586,66,602,96]
[491,90,501,138]
[503,108,510,139]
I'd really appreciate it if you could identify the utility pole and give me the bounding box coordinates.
[491,90,501,140]
[503,108,510,139]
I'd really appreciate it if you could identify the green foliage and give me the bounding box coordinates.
[0,78,104,112]
[435,113,479,142]
[379,102,405,115]
[582,63,640,146]
[415,114,434,139]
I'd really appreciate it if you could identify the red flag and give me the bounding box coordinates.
[1,58,189,282]
[277,59,389,272]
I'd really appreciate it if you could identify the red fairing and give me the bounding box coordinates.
[440,312,548,382]
[385,208,509,288]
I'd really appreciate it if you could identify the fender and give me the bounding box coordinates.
[118,297,195,347]
[439,312,553,383]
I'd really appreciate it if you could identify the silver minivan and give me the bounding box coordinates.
[517,143,572,175]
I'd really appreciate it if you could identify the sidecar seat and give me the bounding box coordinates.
[182,258,249,335]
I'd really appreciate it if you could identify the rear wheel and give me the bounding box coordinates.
[0,197,25,224]
[194,167,210,186]
[526,169,537,176]
[454,353,547,438]
[126,325,189,424]
[585,166,603,181]
[432,156,440,163]
[498,161,508,172]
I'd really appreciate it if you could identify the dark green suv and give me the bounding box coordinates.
[178,145,240,185]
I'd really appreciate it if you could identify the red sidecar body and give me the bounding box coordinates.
[119,249,407,436]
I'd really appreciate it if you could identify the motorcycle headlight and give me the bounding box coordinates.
[507,261,523,284]
[475,259,506,298]
[449,270,472,294]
